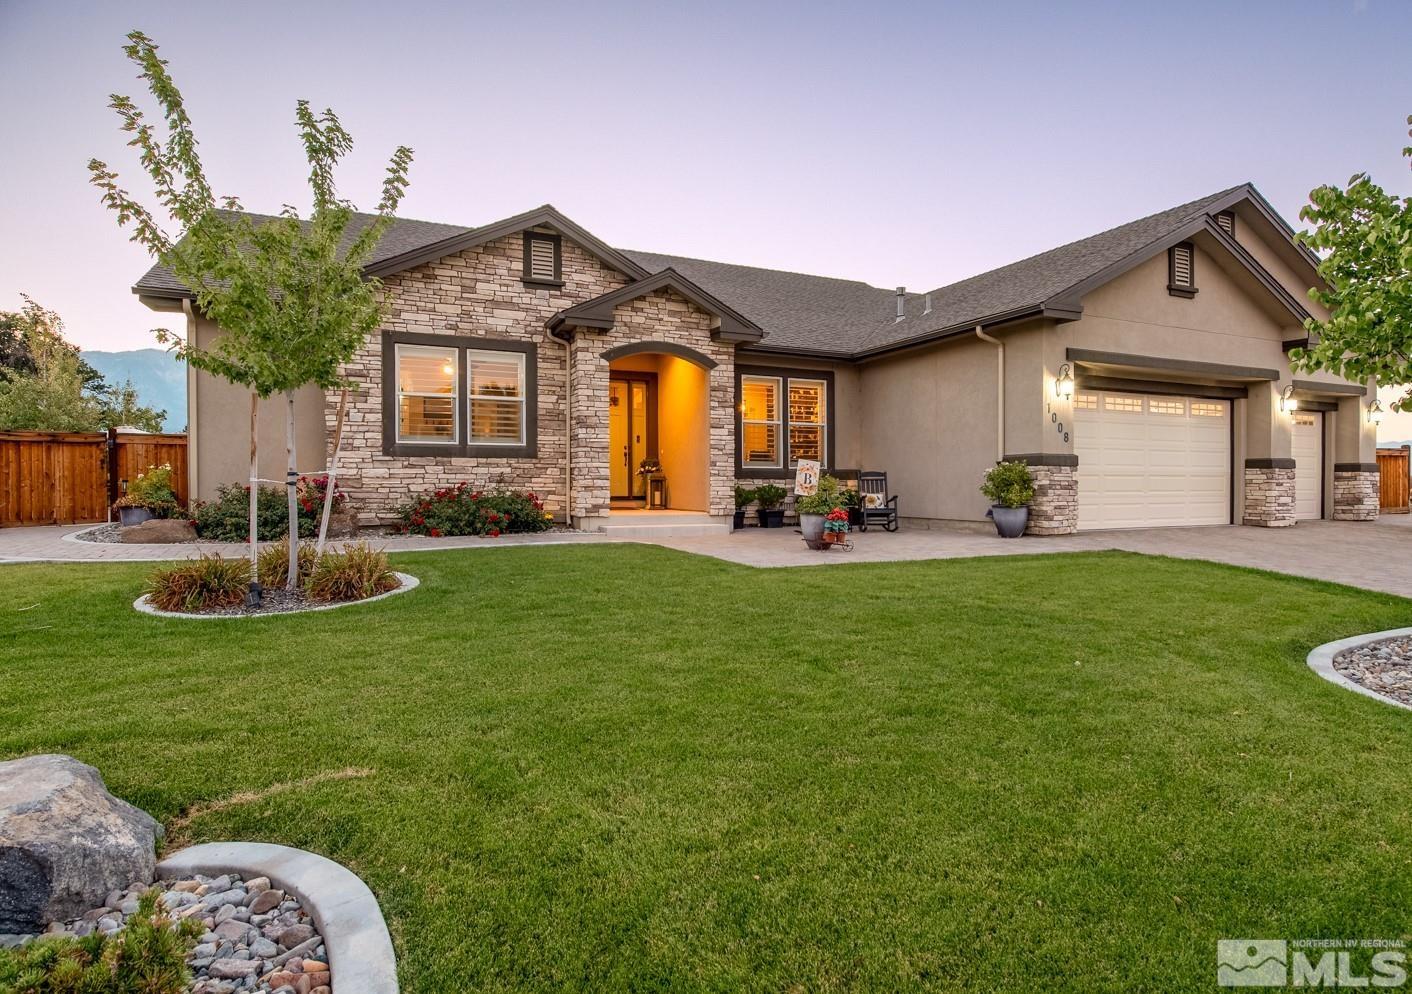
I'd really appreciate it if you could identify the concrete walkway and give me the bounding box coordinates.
[3,516,1411,598]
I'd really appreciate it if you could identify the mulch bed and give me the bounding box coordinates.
[1333,635,1412,708]
[152,578,402,618]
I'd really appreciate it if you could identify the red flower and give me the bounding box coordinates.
[429,528,442,537]
[488,528,501,538]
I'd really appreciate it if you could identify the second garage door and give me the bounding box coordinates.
[1292,411,1323,520]
[1073,391,1231,530]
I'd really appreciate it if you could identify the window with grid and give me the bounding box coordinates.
[1149,398,1185,416]
[468,351,526,445]
[1190,402,1225,418]
[787,379,826,465]
[395,344,458,443]
[741,376,781,468]
[1105,395,1144,413]
[1073,393,1098,410]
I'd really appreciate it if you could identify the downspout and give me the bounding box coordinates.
[552,327,573,526]
[181,299,199,502]
[974,326,1004,462]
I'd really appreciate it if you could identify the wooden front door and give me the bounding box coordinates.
[609,374,656,499]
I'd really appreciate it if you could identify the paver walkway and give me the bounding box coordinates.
[3,516,1410,598]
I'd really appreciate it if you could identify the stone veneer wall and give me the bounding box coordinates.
[333,229,632,524]
[1242,463,1296,527]
[1024,464,1078,535]
[569,287,736,521]
[1332,469,1379,521]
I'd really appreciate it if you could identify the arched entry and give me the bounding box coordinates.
[602,344,712,511]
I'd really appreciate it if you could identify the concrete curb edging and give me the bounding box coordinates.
[156,841,397,994]
[133,572,418,619]
[1306,626,1412,714]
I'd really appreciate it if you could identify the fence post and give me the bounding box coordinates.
[105,427,119,512]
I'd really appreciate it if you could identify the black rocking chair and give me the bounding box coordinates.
[857,471,900,532]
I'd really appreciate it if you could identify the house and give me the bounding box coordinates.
[133,183,1380,535]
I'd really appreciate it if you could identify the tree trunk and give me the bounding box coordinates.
[247,392,260,605]
[316,388,348,556]
[285,391,299,592]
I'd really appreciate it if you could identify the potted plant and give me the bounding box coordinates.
[733,484,755,529]
[795,474,843,542]
[838,486,863,527]
[115,463,182,526]
[980,460,1035,538]
[754,484,787,528]
[822,507,850,544]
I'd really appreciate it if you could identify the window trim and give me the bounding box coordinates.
[522,232,564,288]
[467,349,528,447]
[739,374,783,471]
[1168,241,1197,298]
[382,331,537,457]
[787,377,828,468]
[734,365,835,478]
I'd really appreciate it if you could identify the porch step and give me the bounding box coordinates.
[598,513,731,539]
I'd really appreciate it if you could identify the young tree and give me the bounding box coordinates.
[88,30,412,595]
[1291,115,1412,411]
[96,379,167,432]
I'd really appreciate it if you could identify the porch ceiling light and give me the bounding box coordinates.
[1368,398,1384,426]
[1280,384,1298,413]
[1055,363,1075,399]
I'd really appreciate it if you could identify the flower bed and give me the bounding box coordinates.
[394,484,553,537]
[193,477,346,543]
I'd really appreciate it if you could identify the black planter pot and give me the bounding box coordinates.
[847,507,863,527]
[989,505,1029,539]
[733,509,747,529]
[757,508,785,528]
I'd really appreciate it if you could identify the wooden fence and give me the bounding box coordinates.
[0,430,188,527]
[1379,446,1410,514]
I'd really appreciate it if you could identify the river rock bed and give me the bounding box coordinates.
[7,873,331,993]
[1334,635,1412,707]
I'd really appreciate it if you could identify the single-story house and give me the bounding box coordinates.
[134,183,1380,535]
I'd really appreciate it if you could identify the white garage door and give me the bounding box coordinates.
[1292,412,1323,521]
[1073,391,1231,530]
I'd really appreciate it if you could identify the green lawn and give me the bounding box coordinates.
[3,546,1411,992]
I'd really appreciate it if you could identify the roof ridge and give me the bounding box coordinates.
[621,247,894,291]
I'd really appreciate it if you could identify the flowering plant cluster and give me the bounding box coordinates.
[395,483,555,538]
[115,462,182,518]
[824,507,850,534]
[192,475,347,542]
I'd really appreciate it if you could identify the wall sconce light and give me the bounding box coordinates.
[1368,399,1384,426]
[1279,385,1299,413]
[1055,363,1075,399]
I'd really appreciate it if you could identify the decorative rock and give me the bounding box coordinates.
[0,754,162,933]
[208,958,261,979]
[249,888,285,915]
[119,518,197,543]
[277,923,315,948]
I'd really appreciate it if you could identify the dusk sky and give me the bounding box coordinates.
[3,0,1410,438]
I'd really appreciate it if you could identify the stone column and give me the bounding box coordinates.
[1331,393,1379,521]
[1242,460,1296,527]
[1006,455,1078,535]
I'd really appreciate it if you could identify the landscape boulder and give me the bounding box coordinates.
[120,518,196,543]
[0,754,162,933]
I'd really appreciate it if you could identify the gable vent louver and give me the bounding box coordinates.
[1173,244,1193,285]
[529,238,557,281]
[1215,210,1235,236]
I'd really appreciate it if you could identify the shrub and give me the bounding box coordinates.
[395,483,554,537]
[193,476,345,542]
[733,484,756,509]
[117,463,181,518]
[795,475,845,516]
[256,542,318,588]
[0,890,200,994]
[306,543,399,602]
[753,484,787,510]
[144,555,248,612]
[980,460,1035,508]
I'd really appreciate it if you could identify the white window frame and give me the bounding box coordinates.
[741,374,783,469]
[395,343,459,445]
[787,377,827,468]
[466,350,527,446]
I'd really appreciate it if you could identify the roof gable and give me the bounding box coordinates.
[547,269,764,343]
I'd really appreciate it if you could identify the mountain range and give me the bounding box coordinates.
[81,348,186,431]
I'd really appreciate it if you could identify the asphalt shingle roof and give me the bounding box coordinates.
[133,185,1253,358]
